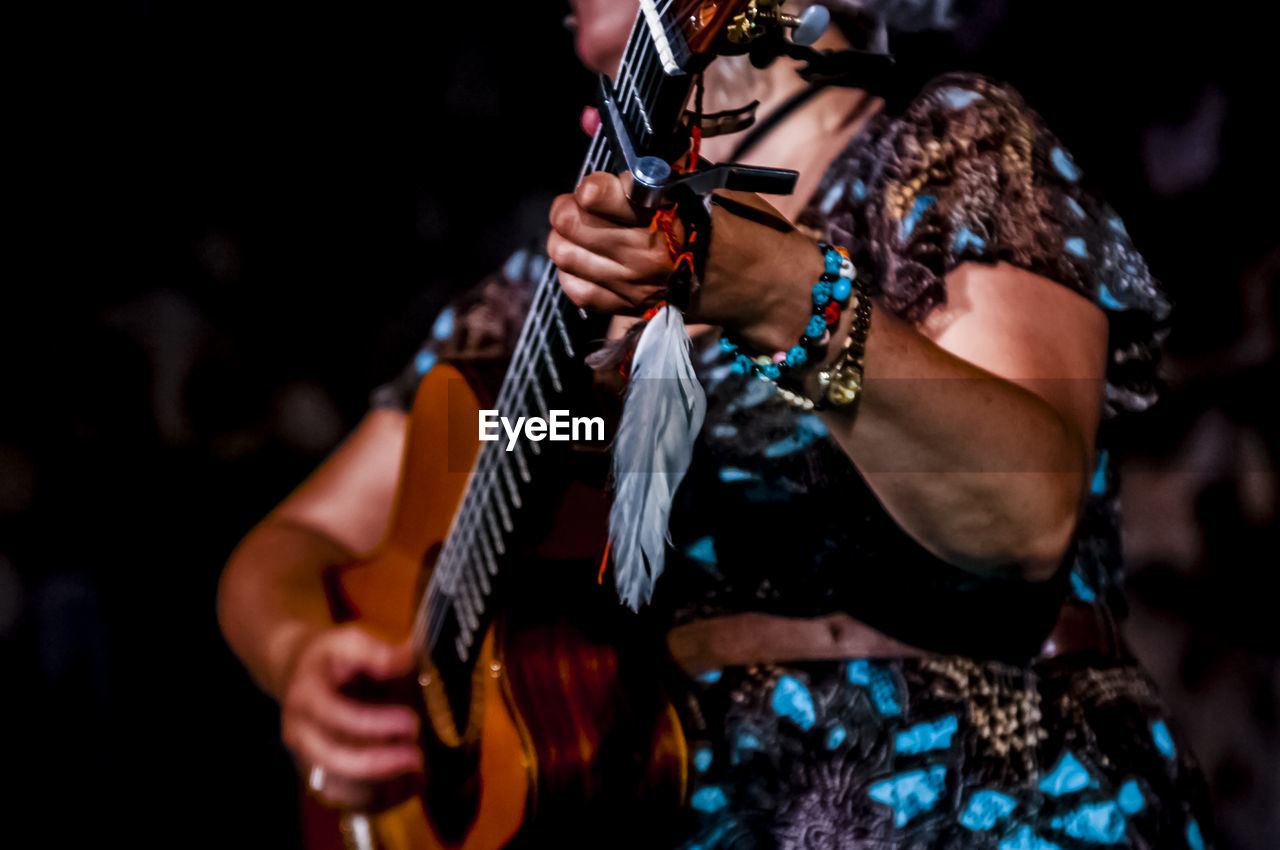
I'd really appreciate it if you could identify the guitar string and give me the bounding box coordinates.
[417,131,612,653]
[416,80,628,651]
[479,0,674,426]
[437,9,668,528]
[416,4,680,656]
[428,159,615,648]
[429,19,653,560]
[433,28,648,546]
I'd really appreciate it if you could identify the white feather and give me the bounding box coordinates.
[609,305,707,610]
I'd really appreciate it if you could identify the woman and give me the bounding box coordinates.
[219,1,1213,846]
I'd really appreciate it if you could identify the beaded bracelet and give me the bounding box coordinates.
[813,275,872,411]
[776,276,871,413]
[719,243,859,406]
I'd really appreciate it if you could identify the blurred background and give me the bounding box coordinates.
[3,1,1276,847]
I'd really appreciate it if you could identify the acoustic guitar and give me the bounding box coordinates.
[307,3,820,846]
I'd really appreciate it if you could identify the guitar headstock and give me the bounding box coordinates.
[650,0,828,68]
[661,0,752,56]
[606,2,823,177]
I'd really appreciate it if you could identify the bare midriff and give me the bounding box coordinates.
[664,611,927,677]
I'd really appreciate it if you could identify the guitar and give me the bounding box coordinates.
[309,3,817,847]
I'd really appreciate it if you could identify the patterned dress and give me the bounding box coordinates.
[375,72,1213,849]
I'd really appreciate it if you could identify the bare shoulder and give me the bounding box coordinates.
[917,261,1109,459]
[919,261,1108,380]
[270,407,409,557]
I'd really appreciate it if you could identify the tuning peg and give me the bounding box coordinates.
[781,4,830,46]
[728,0,829,46]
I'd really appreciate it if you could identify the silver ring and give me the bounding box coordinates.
[308,765,326,793]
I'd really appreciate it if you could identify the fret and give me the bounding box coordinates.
[552,308,574,359]
[629,77,654,136]
[490,263,557,410]
[528,370,550,415]
[491,292,558,419]
[431,548,460,601]
[483,508,506,556]
[642,52,666,108]
[436,545,459,596]
[541,343,563,393]
[449,513,487,585]
[493,482,514,533]
[457,609,474,649]
[451,597,471,643]
[431,471,486,603]
[454,578,477,634]
[634,58,662,138]
[452,551,473,603]
[642,62,694,157]
[526,381,549,453]
[499,457,522,510]
[635,36,662,96]
[511,439,532,483]
[477,522,501,574]
[455,495,490,576]
[473,552,492,597]
[462,563,484,623]
[460,570,481,629]
[622,74,642,136]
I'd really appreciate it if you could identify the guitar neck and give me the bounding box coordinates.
[414,7,705,679]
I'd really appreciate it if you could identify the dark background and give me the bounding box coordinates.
[3,2,1276,847]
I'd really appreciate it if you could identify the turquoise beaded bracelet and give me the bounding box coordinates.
[720,243,856,399]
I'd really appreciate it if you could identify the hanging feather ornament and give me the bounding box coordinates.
[606,304,706,610]
[597,116,710,610]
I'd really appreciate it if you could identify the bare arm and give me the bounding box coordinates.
[217,407,423,809]
[815,261,1106,579]
[698,196,1106,579]
[217,406,409,697]
[551,176,1107,580]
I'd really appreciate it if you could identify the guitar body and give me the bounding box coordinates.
[305,364,688,850]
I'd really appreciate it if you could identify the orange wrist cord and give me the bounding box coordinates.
[649,124,702,275]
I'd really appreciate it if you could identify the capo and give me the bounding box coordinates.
[596,74,799,210]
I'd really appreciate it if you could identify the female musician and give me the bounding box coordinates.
[218,1,1215,846]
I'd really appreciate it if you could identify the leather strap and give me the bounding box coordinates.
[1038,597,1127,663]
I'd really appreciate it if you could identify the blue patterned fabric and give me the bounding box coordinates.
[672,659,1212,849]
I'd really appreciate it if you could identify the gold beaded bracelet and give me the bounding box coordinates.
[779,276,872,413]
